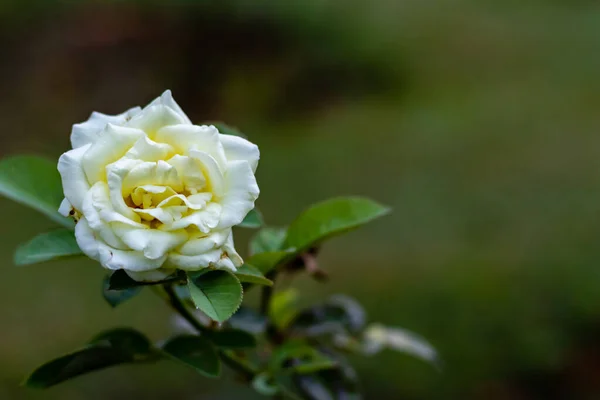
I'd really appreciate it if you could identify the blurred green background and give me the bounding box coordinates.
[2,0,600,398]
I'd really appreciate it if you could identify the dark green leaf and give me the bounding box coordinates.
[248,249,296,275]
[102,276,142,308]
[270,342,336,374]
[206,329,256,350]
[226,306,267,334]
[290,295,366,337]
[162,335,220,378]
[108,269,183,290]
[89,328,153,356]
[14,229,82,266]
[285,197,390,252]
[235,264,273,286]
[24,346,132,389]
[24,328,153,389]
[0,156,74,228]
[208,121,247,138]
[294,353,362,400]
[250,227,287,255]
[237,208,264,228]
[187,270,243,322]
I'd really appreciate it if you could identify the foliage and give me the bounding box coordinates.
[0,138,437,398]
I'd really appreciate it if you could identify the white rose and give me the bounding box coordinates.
[57,90,259,282]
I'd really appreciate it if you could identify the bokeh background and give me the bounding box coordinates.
[2,0,600,398]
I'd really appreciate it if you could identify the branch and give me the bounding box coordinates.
[161,284,257,382]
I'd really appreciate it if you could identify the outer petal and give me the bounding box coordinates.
[216,160,260,229]
[81,124,145,183]
[58,198,72,217]
[167,249,223,270]
[177,229,230,256]
[74,217,101,261]
[146,90,192,125]
[71,107,141,149]
[57,143,92,212]
[125,269,176,282]
[221,231,244,267]
[76,218,167,271]
[219,134,260,173]
[156,124,227,167]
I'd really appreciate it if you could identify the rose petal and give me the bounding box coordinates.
[121,160,183,197]
[57,143,92,212]
[146,90,192,125]
[167,154,207,193]
[76,217,165,271]
[167,249,223,270]
[106,158,145,222]
[219,133,260,173]
[215,160,260,229]
[177,229,230,256]
[112,224,188,260]
[71,107,141,149]
[127,104,186,137]
[161,202,221,232]
[125,269,176,282]
[82,124,145,183]
[124,135,174,161]
[156,124,227,167]
[189,149,225,197]
[83,182,146,229]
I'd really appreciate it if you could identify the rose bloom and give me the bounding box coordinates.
[57,91,259,281]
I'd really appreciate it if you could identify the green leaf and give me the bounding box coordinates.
[0,156,74,229]
[226,306,267,334]
[187,270,243,322]
[285,197,390,252]
[108,269,184,290]
[250,227,287,255]
[270,342,336,374]
[290,295,366,337]
[162,335,220,378]
[24,328,153,389]
[235,264,273,286]
[248,249,296,275]
[237,208,264,228]
[269,289,300,330]
[90,328,153,355]
[102,276,142,308]
[208,121,247,138]
[294,353,362,400]
[14,229,82,266]
[206,329,257,349]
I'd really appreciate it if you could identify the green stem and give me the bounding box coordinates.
[163,284,207,333]
[260,271,277,316]
[161,284,257,381]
